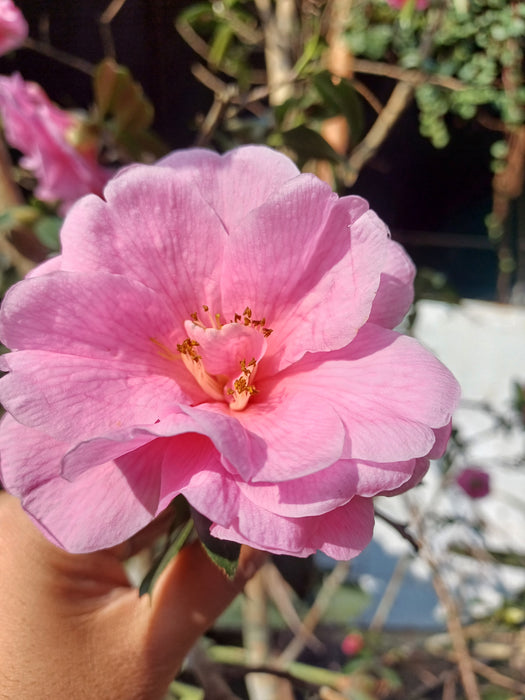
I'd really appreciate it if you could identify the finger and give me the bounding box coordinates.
[0,492,129,597]
[144,540,267,673]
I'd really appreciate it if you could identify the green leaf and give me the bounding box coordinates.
[292,34,320,77]
[34,216,62,250]
[168,680,204,700]
[139,497,193,596]
[176,3,214,28]
[281,125,343,164]
[0,210,14,233]
[399,0,417,27]
[208,23,234,68]
[0,205,40,232]
[93,58,129,119]
[93,58,154,134]
[191,507,240,580]
[313,71,364,142]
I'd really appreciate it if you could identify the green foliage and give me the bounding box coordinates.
[34,215,62,250]
[92,59,167,161]
[191,506,240,579]
[346,0,525,151]
[139,496,193,596]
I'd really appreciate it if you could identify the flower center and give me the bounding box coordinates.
[176,307,271,411]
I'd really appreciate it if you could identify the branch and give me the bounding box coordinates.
[430,567,481,700]
[352,58,466,92]
[345,80,415,186]
[277,561,350,665]
[23,37,94,76]
[253,0,295,105]
[374,508,420,551]
[345,6,447,185]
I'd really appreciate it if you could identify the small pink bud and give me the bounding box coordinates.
[341,632,365,656]
[456,467,490,499]
[0,0,28,56]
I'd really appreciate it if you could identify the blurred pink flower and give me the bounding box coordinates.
[456,467,490,499]
[341,632,365,656]
[0,73,112,210]
[0,146,460,557]
[0,0,27,56]
[386,0,429,9]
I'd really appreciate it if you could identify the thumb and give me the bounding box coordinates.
[142,539,267,680]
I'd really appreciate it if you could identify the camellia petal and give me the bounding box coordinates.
[0,145,460,558]
[157,145,300,231]
[0,415,160,552]
[368,239,416,328]
[0,0,28,56]
[0,73,112,209]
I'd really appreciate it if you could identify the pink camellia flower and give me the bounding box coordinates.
[0,73,112,210]
[456,467,490,499]
[0,146,460,558]
[0,0,27,56]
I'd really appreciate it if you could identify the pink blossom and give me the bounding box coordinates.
[0,73,112,210]
[456,467,490,499]
[341,632,365,656]
[0,0,27,56]
[0,146,460,558]
[386,0,429,9]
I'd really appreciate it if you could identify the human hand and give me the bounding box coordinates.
[0,492,265,699]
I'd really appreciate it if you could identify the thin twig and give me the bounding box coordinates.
[405,488,482,700]
[190,65,238,147]
[23,37,94,76]
[351,58,466,92]
[100,0,128,24]
[345,6,446,185]
[191,62,229,95]
[345,80,415,185]
[243,568,293,700]
[261,563,323,653]
[368,552,412,632]
[427,556,482,700]
[278,561,350,665]
[374,509,420,552]
[408,670,459,700]
[208,645,354,693]
[253,0,295,105]
[436,649,525,696]
[470,656,525,695]
[351,78,383,114]
[186,642,243,700]
[99,0,129,58]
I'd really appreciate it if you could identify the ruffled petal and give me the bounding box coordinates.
[157,145,300,231]
[1,271,178,366]
[378,456,430,497]
[235,456,416,515]
[368,239,416,328]
[264,324,460,463]
[230,392,347,482]
[61,411,198,479]
[207,483,375,559]
[0,415,160,552]
[0,351,184,443]
[59,166,228,322]
[223,188,389,370]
